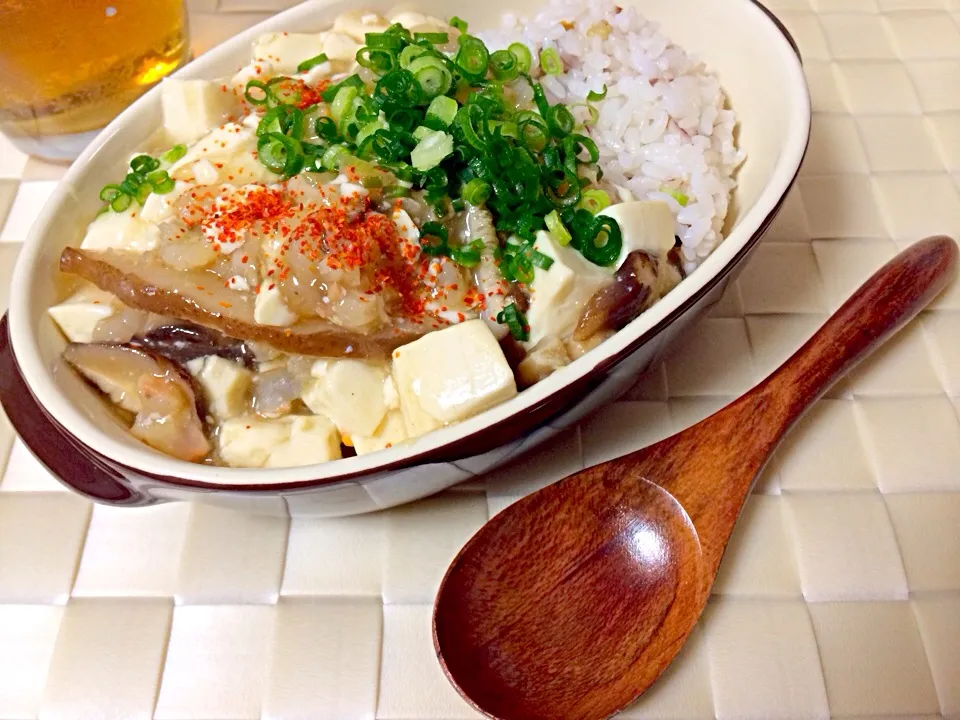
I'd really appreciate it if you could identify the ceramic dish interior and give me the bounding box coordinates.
[8,0,810,487]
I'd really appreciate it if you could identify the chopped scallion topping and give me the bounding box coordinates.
[497,303,529,341]
[587,84,608,102]
[297,53,328,72]
[540,47,563,75]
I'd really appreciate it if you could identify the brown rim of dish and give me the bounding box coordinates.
[3,1,808,498]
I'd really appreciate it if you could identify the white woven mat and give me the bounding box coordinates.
[0,0,959,717]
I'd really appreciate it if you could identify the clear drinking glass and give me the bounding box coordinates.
[0,0,191,162]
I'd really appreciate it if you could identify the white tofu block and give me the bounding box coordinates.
[524,230,613,348]
[168,123,278,185]
[191,355,252,420]
[219,415,341,469]
[301,360,390,439]
[80,210,160,253]
[254,284,298,327]
[599,200,677,269]
[218,417,293,469]
[254,32,327,73]
[322,32,362,62]
[392,320,517,437]
[352,409,408,455]
[332,10,390,41]
[161,78,236,146]
[139,180,189,225]
[47,287,120,343]
[265,415,342,468]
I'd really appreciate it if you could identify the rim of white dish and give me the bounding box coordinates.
[9,0,811,487]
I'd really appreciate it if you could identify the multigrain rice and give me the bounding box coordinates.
[482,0,744,272]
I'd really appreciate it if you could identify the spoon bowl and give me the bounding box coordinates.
[434,236,958,720]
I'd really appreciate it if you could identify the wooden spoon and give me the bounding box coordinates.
[433,236,957,720]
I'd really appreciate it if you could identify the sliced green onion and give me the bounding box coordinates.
[99,184,123,203]
[356,114,389,146]
[489,49,519,81]
[365,32,405,50]
[152,176,176,194]
[587,84,608,102]
[455,35,489,78]
[320,74,363,103]
[425,95,458,128]
[540,47,563,75]
[545,209,572,245]
[578,188,611,214]
[297,53,329,73]
[568,133,600,163]
[411,129,454,171]
[576,215,622,266]
[414,64,452,99]
[530,250,554,270]
[357,47,397,74]
[414,32,449,44]
[455,103,487,152]
[419,220,449,255]
[449,16,468,33]
[314,116,339,140]
[497,303,529,341]
[508,42,532,74]
[331,85,359,126]
[244,79,269,106]
[267,76,303,106]
[321,144,348,171]
[145,169,169,186]
[664,187,689,206]
[399,44,429,68]
[135,182,153,204]
[450,239,484,267]
[110,192,132,212]
[161,144,187,164]
[546,105,575,137]
[462,178,491,206]
[130,154,159,174]
[257,132,305,177]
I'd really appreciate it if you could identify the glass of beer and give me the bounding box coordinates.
[0,0,191,162]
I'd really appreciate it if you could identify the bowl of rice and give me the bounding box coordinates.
[1,0,809,516]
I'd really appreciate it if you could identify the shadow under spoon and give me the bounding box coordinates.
[433,235,958,720]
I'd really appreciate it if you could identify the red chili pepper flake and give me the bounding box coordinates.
[267,283,275,291]
[219,301,233,308]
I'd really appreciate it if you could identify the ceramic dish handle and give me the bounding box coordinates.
[0,314,155,504]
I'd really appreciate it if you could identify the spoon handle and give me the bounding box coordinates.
[746,235,956,441]
[654,236,956,568]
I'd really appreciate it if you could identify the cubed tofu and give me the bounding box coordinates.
[161,78,237,145]
[218,414,341,468]
[388,11,449,32]
[80,210,161,254]
[523,230,613,348]
[254,284,297,327]
[392,319,517,437]
[189,355,252,420]
[301,359,389,437]
[253,32,327,73]
[168,123,278,185]
[139,180,189,224]
[353,409,409,455]
[333,11,390,41]
[265,415,342,468]
[322,32,362,62]
[516,336,572,388]
[218,417,292,468]
[598,200,676,270]
[48,287,121,343]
